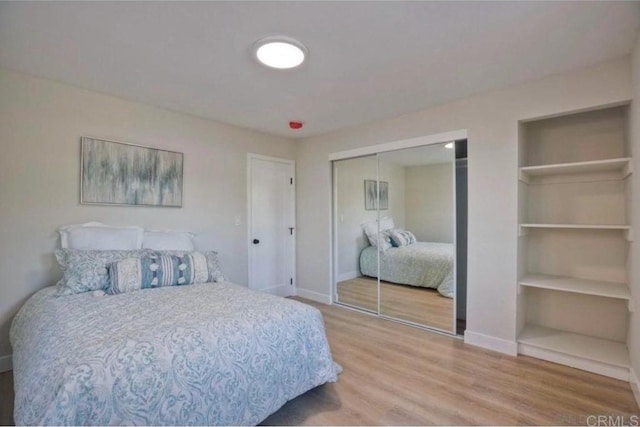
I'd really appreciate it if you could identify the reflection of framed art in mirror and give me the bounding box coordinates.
[364,180,388,210]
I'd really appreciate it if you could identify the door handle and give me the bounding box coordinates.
[253,239,260,244]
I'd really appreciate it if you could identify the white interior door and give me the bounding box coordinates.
[248,154,295,297]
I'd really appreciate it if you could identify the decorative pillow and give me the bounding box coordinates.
[361,217,395,250]
[378,231,393,251]
[55,249,153,295]
[142,230,195,251]
[389,229,417,247]
[107,252,224,295]
[59,222,144,250]
[150,250,225,283]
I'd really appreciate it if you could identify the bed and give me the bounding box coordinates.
[359,241,454,298]
[10,281,340,425]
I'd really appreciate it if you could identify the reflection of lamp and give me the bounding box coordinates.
[444,142,454,149]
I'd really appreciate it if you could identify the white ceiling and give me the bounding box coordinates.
[0,2,638,139]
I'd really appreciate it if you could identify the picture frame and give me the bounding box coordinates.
[80,136,184,207]
[364,179,388,210]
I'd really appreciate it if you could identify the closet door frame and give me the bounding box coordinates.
[329,129,467,336]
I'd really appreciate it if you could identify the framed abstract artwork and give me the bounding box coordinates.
[364,179,388,210]
[80,137,183,207]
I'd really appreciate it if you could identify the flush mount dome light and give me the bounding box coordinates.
[254,37,307,69]
[444,142,454,149]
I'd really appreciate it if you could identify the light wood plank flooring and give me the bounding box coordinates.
[264,298,638,425]
[1,298,638,425]
[337,276,454,331]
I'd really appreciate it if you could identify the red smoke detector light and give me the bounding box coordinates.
[289,121,303,130]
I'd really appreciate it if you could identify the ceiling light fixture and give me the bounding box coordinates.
[253,36,307,69]
[445,142,454,149]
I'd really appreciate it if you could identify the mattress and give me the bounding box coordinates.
[10,282,339,425]
[360,242,454,298]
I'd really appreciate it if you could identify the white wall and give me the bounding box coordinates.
[296,57,632,349]
[404,163,453,243]
[335,156,405,279]
[629,34,640,398]
[0,67,295,360]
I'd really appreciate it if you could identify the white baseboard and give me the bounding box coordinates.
[337,271,359,282]
[464,330,518,356]
[296,288,332,304]
[631,368,640,409]
[0,354,12,373]
[262,284,294,298]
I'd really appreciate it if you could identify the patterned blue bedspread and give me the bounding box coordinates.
[360,242,454,298]
[10,282,339,425]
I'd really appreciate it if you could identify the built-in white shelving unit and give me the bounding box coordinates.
[517,105,633,381]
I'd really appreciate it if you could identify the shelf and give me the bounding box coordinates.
[519,274,631,308]
[519,157,632,183]
[520,223,630,230]
[519,223,633,241]
[518,325,630,369]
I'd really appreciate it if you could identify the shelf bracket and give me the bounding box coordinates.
[519,225,528,237]
[629,299,634,313]
[621,161,633,179]
[518,170,530,185]
[625,228,634,242]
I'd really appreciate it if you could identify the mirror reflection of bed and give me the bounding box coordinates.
[334,141,467,334]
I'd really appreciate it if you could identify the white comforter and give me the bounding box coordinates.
[11,282,340,425]
[360,242,454,297]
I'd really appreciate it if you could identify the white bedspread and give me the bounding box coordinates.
[360,242,454,297]
[10,282,339,425]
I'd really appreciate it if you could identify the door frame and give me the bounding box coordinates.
[247,153,296,294]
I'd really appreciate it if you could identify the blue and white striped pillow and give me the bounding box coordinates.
[107,252,222,295]
[389,229,417,247]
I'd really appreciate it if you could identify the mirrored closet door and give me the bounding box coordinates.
[378,144,456,332]
[334,155,379,313]
[333,141,462,334]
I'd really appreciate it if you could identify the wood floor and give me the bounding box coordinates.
[1,298,638,425]
[264,298,638,425]
[337,276,454,331]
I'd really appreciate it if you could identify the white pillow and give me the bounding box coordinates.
[379,217,395,232]
[59,222,144,250]
[361,217,395,250]
[142,230,195,251]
